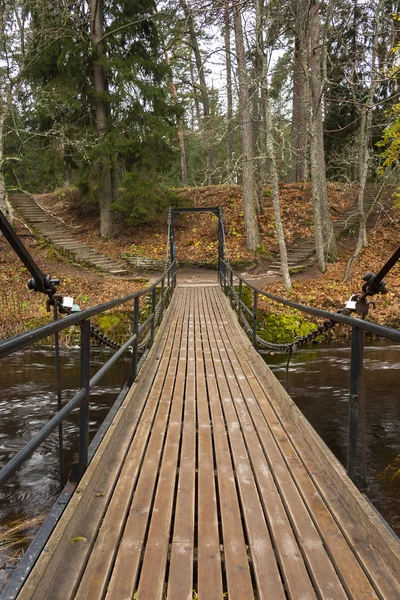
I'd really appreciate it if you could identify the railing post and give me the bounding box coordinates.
[238,279,243,323]
[53,303,64,490]
[224,263,227,295]
[131,296,139,383]
[79,319,90,480]
[229,268,234,307]
[160,277,165,322]
[252,290,258,348]
[347,326,365,486]
[150,287,156,346]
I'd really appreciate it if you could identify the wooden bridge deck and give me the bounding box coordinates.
[18,286,400,600]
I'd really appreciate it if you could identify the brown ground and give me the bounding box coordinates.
[2,183,399,339]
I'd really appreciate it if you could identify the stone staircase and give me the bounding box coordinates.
[266,184,386,275]
[11,194,129,275]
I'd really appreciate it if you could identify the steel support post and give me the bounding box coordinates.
[252,290,258,348]
[53,303,64,489]
[79,320,90,480]
[160,277,165,321]
[131,296,139,383]
[347,326,365,485]
[238,279,243,323]
[150,287,156,346]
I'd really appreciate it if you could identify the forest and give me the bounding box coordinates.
[0,0,399,293]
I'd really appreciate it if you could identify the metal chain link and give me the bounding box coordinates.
[229,289,337,353]
[89,293,165,353]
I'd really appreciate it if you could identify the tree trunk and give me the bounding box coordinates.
[265,93,291,290]
[189,56,201,128]
[88,0,113,238]
[224,1,234,181]
[179,0,215,183]
[232,0,260,251]
[0,109,13,222]
[310,0,336,262]
[0,0,13,223]
[291,34,308,182]
[165,51,188,186]
[356,0,382,249]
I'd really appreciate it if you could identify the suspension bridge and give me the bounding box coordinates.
[0,207,399,600]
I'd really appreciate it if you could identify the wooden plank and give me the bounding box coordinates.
[212,288,394,599]
[202,290,285,600]
[205,288,324,600]
[102,290,190,600]
[167,289,197,600]
[18,291,184,600]
[194,288,225,600]
[238,314,400,583]
[136,288,191,600]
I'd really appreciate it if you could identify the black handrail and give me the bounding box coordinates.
[218,258,400,489]
[219,259,400,342]
[0,259,177,488]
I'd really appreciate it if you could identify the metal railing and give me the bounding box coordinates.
[218,258,400,488]
[0,260,177,489]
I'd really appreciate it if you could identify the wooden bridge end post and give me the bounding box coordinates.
[347,326,365,486]
[79,319,91,480]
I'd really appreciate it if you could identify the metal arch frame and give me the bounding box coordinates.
[168,206,225,267]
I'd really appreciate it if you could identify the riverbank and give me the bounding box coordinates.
[1,183,399,342]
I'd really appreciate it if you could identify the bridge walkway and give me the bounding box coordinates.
[18,286,400,600]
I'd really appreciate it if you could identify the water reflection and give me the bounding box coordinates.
[0,348,126,525]
[264,341,400,536]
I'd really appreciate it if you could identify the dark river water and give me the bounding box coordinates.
[264,341,400,537]
[0,348,126,527]
[0,342,398,583]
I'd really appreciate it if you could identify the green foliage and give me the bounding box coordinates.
[112,170,180,225]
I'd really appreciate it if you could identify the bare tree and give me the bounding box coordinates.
[232,0,260,251]
[290,0,308,183]
[179,0,215,184]
[224,0,234,181]
[0,0,16,222]
[165,51,188,186]
[88,0,114,238]
[256,0,291,290]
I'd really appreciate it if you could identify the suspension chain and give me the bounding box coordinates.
[89,297,164,353]
[230,291,337,353]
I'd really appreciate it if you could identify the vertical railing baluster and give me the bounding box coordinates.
[150,287,156,347]
[252,290,258,348]
[53,303,64,489]
[79,319,90,480]
[230,268,233,307]
[160,277,165,322]
[238,279,243,323]
[347,326,365,485]
[131,296,139,382]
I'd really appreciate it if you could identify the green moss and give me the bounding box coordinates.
[95,312,132,343]
[257,312,316,344]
